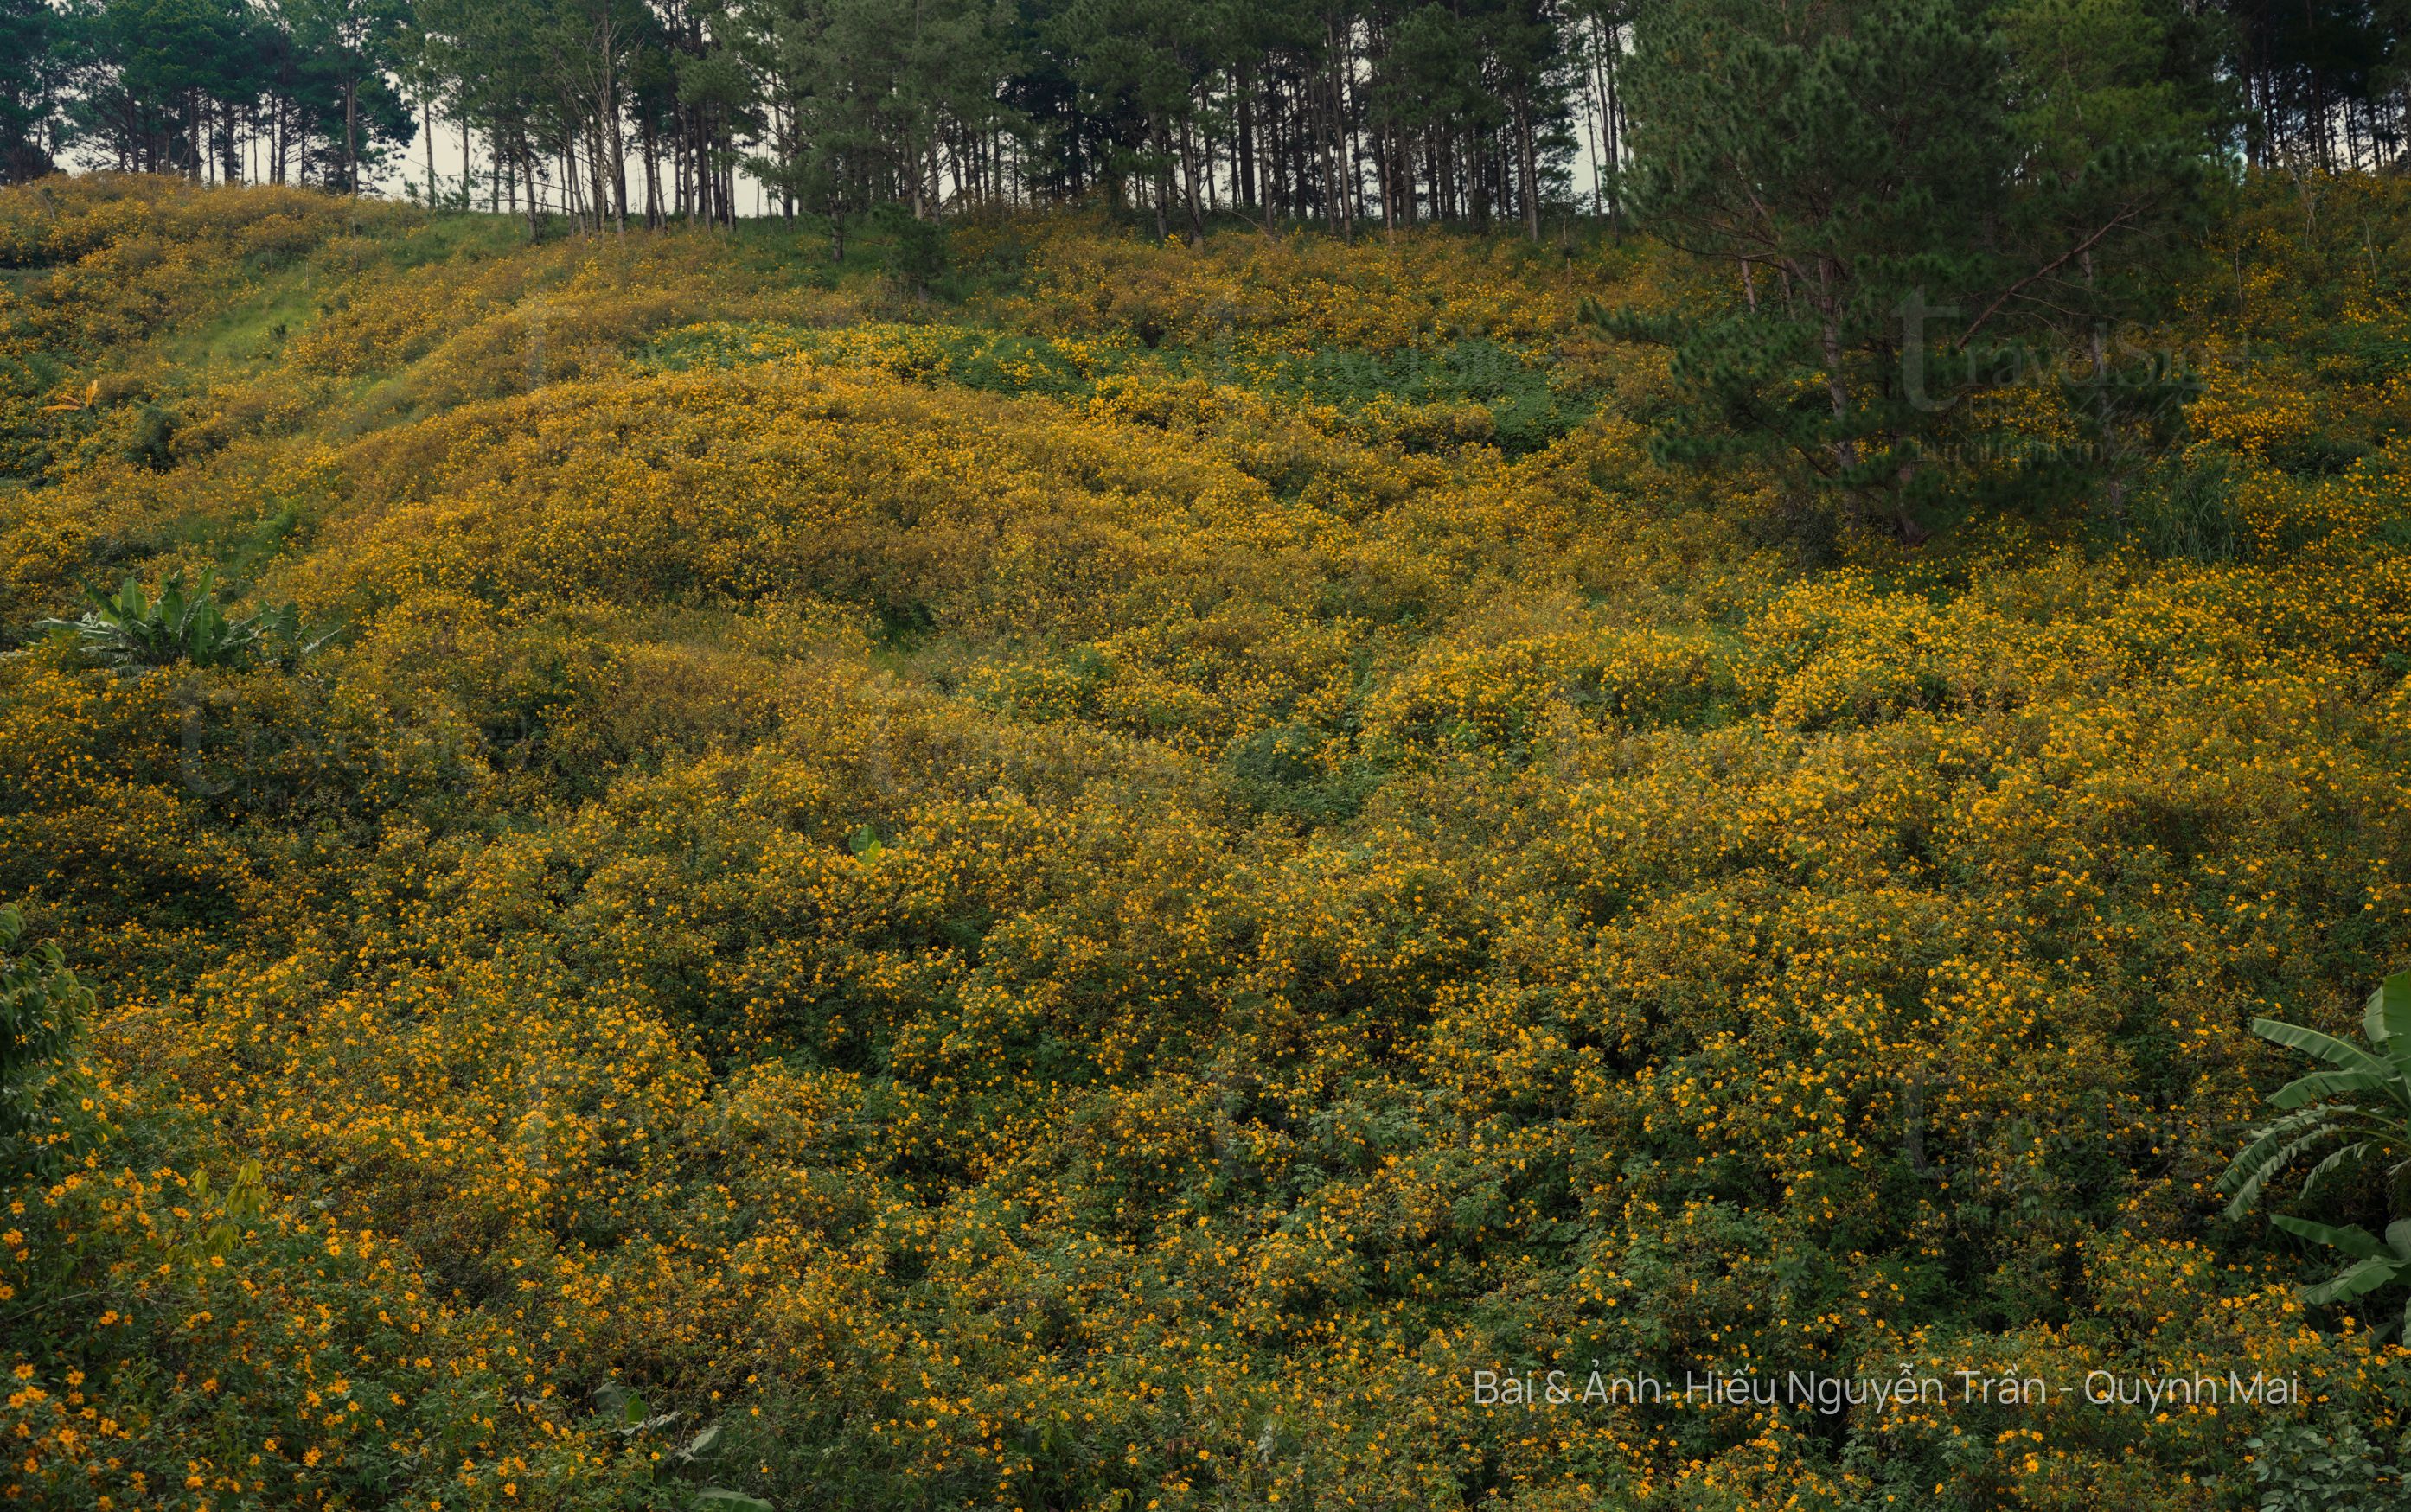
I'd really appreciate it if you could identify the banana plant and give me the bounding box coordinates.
[35,568,328,671]
[2218,968,2411,1336]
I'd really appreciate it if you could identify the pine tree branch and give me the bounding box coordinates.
[1954,201,2150,352]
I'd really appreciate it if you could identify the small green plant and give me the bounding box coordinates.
[2248,1415,2411,1512]
[592,1381,773,1511]
[36,567,325,670]
[2218,968,2411,1334]
[0,905,93,1173]
[169,1159,269,1271]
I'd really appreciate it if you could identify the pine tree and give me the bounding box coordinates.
[1998,0,2220,516]
[1603,0,2214,539]
[0,0,62,182]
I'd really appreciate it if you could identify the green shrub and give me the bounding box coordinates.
[2248,1413,2411,1512]
[2267,433,2369,476]
[0,905,92,1174]
[879,209,950,298]
[123,402,175,470]
[2128,455,2244,561]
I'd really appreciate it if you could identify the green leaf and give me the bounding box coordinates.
[2270,1214,2388,1260]
[2252,1018,2393,1077]
[2366,971,2411,1046]
[2369,971,2411,1079]
[2271,1068,2401,1108]
[2295,1141,2376,1203]
[2300,1254,2407,1305]
[692,1490,774,1511]
[2219,1113,2340,1217]
[2216,1105,2332,1192]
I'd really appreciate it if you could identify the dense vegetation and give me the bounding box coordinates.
[0,166,2407,1509]
[1,0,2403,233]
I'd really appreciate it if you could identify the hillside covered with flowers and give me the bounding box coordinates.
[3,175,2411,1509]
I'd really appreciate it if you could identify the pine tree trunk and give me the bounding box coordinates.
[642,114,660,228]
[524,140,541,240]
[1515,92,1539,242]
[1816,271,1858,476]
[1180,119,1206,244]
[1237,68,1257,210]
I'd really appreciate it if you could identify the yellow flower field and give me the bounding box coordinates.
[2,175,2408,1509]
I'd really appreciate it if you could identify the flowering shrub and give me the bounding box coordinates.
[0,173,2406,1509]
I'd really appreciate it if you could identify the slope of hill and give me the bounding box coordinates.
[3,175,2410,1509]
